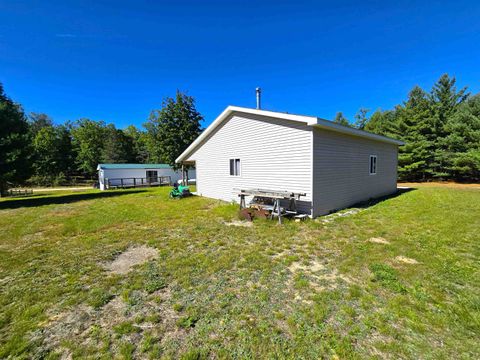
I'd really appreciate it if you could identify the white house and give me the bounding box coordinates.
[97,164,195,190]
[176,106,404,217]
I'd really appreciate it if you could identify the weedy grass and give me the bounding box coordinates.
[0,184,479,358]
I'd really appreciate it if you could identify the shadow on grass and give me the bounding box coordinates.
[353,187,416,210]
[0,190,146,210]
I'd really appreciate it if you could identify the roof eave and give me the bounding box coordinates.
[312,118,405,146]
[175,106,404,163]
[176,106,316,163]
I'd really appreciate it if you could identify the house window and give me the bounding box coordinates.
[369,155,377,175]
[229,159,241,176]
[146,170,158,183]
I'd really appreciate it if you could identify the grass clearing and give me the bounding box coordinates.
[0,185,479,358]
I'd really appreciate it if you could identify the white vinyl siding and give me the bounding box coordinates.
[98,167,193,190]
[312,128,398,217]
[185,112,313,214]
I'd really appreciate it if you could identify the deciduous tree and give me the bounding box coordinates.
[144,91,203,169]
[0,83,31,195]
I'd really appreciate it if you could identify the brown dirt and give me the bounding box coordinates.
[224,220,253,227]
[287,260,353,296]
[398,182,480,189]
[368,237,391,245]
[104,245,158,274]
[395,255,419,264]
[318,208,364,223]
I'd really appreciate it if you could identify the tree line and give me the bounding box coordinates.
[0,86,202,194]
[333,74,480,182]
[1,74,479,194]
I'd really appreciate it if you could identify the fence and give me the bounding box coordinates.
[6,189,33,197]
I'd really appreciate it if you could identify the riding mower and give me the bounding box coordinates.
[169,183,191,199]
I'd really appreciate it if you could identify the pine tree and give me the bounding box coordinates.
[396,86,433,181]
[443,95,480,180]
[429,74,469,179]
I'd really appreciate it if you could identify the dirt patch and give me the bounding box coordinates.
[105,245,158,274]
[287,260,353,296]
[368,237,391,245]
[224,220,253,227]
[35,288,182,358]
[318,208,363,223]
[395,256,419,264]
[271,249,289,259]
[288,260,326,273]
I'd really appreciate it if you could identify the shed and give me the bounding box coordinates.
[176,106,404,217]
[97,164,195,190]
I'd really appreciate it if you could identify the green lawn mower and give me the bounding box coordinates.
[169,183,191,199]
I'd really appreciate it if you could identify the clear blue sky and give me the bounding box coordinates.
[1,0,480,129]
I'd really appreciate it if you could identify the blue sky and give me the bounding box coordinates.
[1,0,480,129]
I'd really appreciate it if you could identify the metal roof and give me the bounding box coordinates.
[176,106,405,163]
[97,163,172,170]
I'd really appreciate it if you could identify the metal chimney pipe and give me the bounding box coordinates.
[256,87,261,109]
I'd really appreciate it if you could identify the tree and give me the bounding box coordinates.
[31,124,74,185]
[333,112,350,127]
[364,109,398,138]
[395,86,434,181]
[102,125,135,164]
[28,113,54,136]
[354,108,370,130]
[144,91,203,168]
[442,95,480,180]
[0,83,31,195]
[71,119,106,177]
[124,125,150,163]
[429,74,469,179]
[358,75,476,182]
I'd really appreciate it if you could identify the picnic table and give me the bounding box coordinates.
[236,188,306,224]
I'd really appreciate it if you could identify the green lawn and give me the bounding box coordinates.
[0,185,479,359]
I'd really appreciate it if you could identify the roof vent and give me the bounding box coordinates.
[256,87,261,109]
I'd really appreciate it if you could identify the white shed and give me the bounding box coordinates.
[97,164,195,190]
[176,106,404,217]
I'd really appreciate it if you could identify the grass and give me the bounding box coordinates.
[0,184,479,358]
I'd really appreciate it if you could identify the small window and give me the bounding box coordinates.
[369,155,377,175]
[146,170,158,183]
[229,159,241,176]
